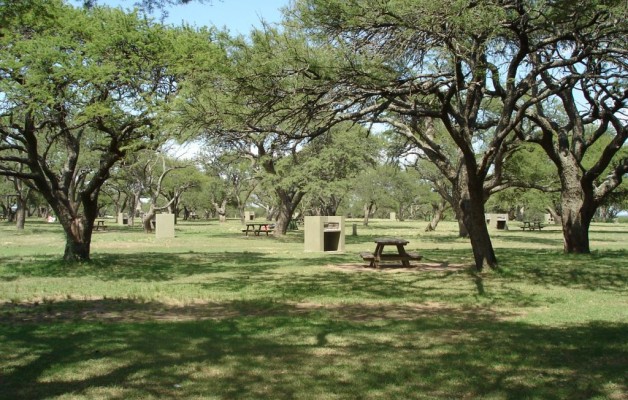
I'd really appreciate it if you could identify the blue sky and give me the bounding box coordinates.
[164,0,290,33]
[91,0,290,34]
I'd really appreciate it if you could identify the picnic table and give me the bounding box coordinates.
[93,219,108,231]
[360,237,422,269]
[520,221,544,231]
[242,223,274,236]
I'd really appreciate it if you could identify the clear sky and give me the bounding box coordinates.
[164,0,290,33]
[91,0,291,34]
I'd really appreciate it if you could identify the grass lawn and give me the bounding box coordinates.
[0,218,626,399]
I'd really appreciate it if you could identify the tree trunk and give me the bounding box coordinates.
[362,201,374,226]
[560,171,594,253]
[143,204,156,233]
[273,189,304,236]
[546,206,562,225]
[550,149,597,253]
[15,196,27,230]
[57,196,98,262]
[451,182,469,238]
[460,197,497,271]
[425,200,447,232]
[64,231,91,261]
[213,200,227,223]
[458,167,498,271]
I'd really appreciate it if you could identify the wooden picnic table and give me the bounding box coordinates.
[360,237,422,269]
[242,223,274,236]
[520,221,544,231]
[93,219,108,231]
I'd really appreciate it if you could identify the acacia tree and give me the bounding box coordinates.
[291,0,626,270]
[196,149,258,222]
[0,2,210,260]
[179,26,371,235]
[520,0,628,253]
[297,123,380,216]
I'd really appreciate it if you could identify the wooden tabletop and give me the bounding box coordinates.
[373,237,409,245]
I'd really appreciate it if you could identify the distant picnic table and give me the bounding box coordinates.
[520,221,544,231]
[93,219,108,231]
[242,223,274,236]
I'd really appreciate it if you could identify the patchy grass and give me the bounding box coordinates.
[0,219,626,399]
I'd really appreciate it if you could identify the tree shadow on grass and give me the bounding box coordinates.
[0,252,283,281]
[495,249,628,292]
[0,300,625,399]
[497,233,564,247]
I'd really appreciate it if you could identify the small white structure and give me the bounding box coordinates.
[155,213,175,239]
[117,213,128,226]
[304,216,345,252]
[485,213,509,230]
[244,211,255,221]
[390,212,396,221]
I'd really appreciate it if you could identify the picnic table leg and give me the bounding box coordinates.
[396,244,411,267]
[373,243,384,269]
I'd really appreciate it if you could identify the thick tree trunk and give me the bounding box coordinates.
[557,154,595,253]
[143,204,156,233]
[64,229,91,261]
[213,200,227,223]
[560,180,594,254]
[58,197,98,262]
[460,198,497,271]
[15,197,27,230]
[458,167,498,271]
[273,189,304,236]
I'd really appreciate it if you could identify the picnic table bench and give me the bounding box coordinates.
[242,223,275,236]
[360,237,422,268]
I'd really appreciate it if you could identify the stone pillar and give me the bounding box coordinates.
[155,213,175,239]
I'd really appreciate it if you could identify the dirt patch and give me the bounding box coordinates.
[327,262,471,273]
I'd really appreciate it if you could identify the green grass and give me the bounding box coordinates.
[0,218,626,399]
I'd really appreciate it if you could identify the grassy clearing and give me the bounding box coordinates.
[0,218,626,399]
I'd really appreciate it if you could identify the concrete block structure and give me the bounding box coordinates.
[485,213,509,230]
[155,213,175,239]
[304,216,345,253]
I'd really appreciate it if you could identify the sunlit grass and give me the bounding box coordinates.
[0,218,626,399]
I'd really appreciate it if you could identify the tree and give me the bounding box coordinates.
[517,0,628,252]
[197,148,258,222]
[297,123,380,216]
[179,26,365,235]
[291,0,626,269]
[0,2,210,260]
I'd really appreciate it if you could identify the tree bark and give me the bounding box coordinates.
[213,199,228,223]
[362,201,375,226]
[460,197,497,271]
[559,158,595,253]
[273,188,304,236]
[458,167,498,271]
[15,196,27,230]
[425,199,447,232]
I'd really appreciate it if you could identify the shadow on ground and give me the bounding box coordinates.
[0,299,625,399]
